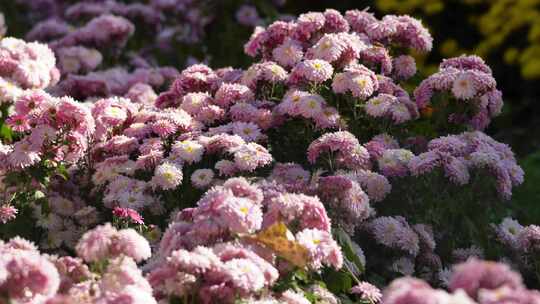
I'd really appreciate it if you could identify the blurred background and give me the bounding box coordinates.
[1,0,539,218]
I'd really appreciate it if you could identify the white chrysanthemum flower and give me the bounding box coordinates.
[190,169,214,189]
[452,72,477,100]
[172,140,204,163]
[151,162,183,190]
[232,122,262,142]
[298,94,324,118]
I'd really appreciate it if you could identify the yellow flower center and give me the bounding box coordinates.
[109,107,123,117]
[356,78,368,88]
[322,41,331,49]
[163,171,175,181]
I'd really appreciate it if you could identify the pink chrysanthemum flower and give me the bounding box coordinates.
[389,103,413,124]
[110,228,152,262]
[224,258,266,293]
[273,38,304,67]
[151,119,178,137]
[393,55,417,79]
[232,121,262,142]
[280,290,311,304]
[365,93,395,118]
[218,197,263,234]
[332,64,378,99]
[290,59,334,84]
[296,228,343,269]
[236,5,262,27]
[276,89,310,116]
[1,246,61,302]
[223,177,263,204]
[242,61,288,89]
[0,204,17,224]
[214,83,254,108]
[6,114,31,132]
[442,156,470,185]
[378,149,414,177]
[351,281,382,303]
[494,217,523,249]
[215,159,237,176]
[449,258,523,297]
[294,12,326,41]
[232,143,273,172]
[9,140,41,169]
[369,216,420,256]
[354,170,392,202]
[452,72,478,100]
[113,207,144,225]
[307,131,370,170]
[75,223,117,262]
[298,93,325,118]
[517,225,540,253]
[307,33,346,63]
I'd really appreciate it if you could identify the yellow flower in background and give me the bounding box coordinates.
[376,0,444,15]
[376,0,540,79]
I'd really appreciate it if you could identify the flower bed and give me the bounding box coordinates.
[0,4,538,304]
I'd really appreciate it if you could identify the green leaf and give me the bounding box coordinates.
[0,123,13,142]
[324,269,353,294]
[56,164,69,180]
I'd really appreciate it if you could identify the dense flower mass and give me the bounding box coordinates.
[414,55,503,130]
[0,3,535,304]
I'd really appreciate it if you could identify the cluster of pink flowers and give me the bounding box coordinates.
[0,5,533,304]
[365,216,442,280]
[246,9,432,59]
[86,68,277,213]
[0,231,155,304]
[409,131,523,199]
[0,38,59,103]
[243,9,423,124]
[112,207,144,225]
[148,177,342,302]
[307,131,370,170]
[414,55,503,130]
[0,237,61,303]
[492,217,540,277]
[32,192,100,250]
[11,1,182,102]
[0,90,94,170]
[76,223,151,263]
[382,258,540,304]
